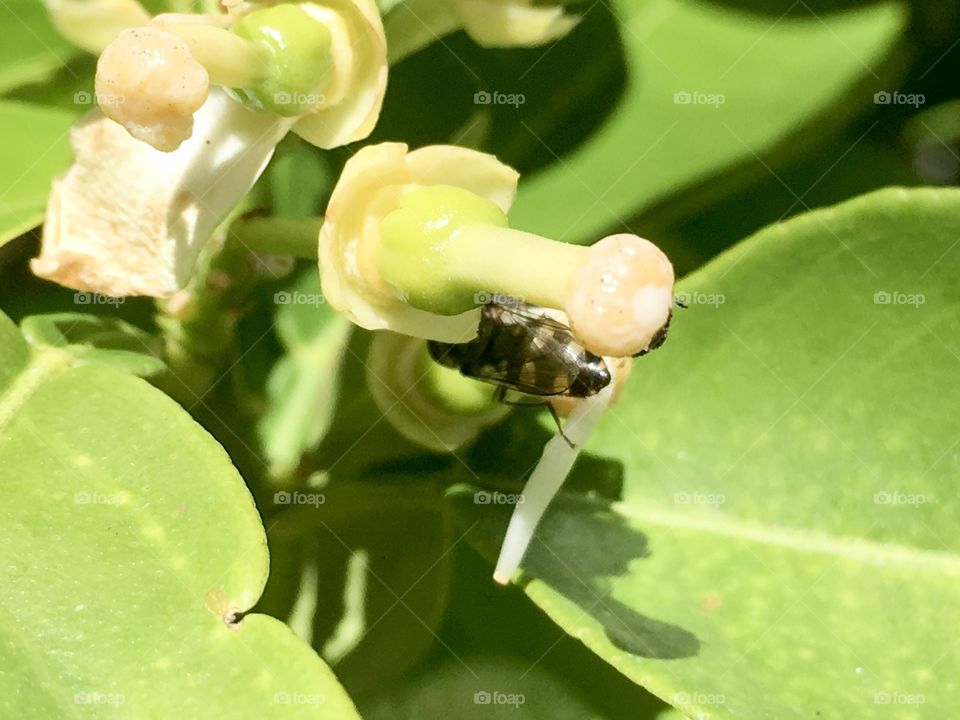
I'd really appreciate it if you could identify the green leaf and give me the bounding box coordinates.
[0,101,74,247]
[506,0,908,242]
[653,130,924,275]
[432,525,675,720]
[256,268,352,480]
[267,136,335,218]
[0,0,77,93]
[0,311,359,718]
[5,55,97,114]
[260,479,454,696]
[363,656,603,720]
[20,312,166,377]
[449,187,960,719]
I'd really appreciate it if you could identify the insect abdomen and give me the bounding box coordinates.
[427,302,612,398]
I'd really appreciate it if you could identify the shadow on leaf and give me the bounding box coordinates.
[447,487,700,660]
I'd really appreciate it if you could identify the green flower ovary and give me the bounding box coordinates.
[377,185,509,315]
[231,4,334,116]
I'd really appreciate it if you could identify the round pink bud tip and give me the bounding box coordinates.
[565,234,674,358]
[95,27,209,152]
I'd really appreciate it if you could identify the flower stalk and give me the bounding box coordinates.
[230,217,324,259]
[155,229,293,399]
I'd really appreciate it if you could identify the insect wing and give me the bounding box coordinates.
[474,305,583,395]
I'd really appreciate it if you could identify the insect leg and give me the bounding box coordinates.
[546,402,576,449]
[494,391,575,448]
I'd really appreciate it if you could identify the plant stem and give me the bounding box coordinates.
[229,216,323,258]
[155,230,283,400]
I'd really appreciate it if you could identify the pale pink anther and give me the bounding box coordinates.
[95,26,209,152]
[565,233,675,358]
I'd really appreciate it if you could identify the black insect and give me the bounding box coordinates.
[427,302,612,399]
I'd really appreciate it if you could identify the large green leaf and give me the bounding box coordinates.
[363,656,604,720]
[0,312,359,718]
[0,0,76,93]
[450,187,960,719]
[0,102,74,247]
[261,480,455,697]
[507,0,908,243]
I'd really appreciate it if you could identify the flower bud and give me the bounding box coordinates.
[455,0,578,48]
[318,142,519,341]
[366,331,509,451]
[384,0,579,63]
[44,0,151,54]
[289,0,389,149]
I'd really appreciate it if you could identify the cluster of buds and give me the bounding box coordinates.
[34,1,670,584]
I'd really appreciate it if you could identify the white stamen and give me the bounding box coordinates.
[492,384,613,584]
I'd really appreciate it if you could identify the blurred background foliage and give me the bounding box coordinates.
[3,0,960,717]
